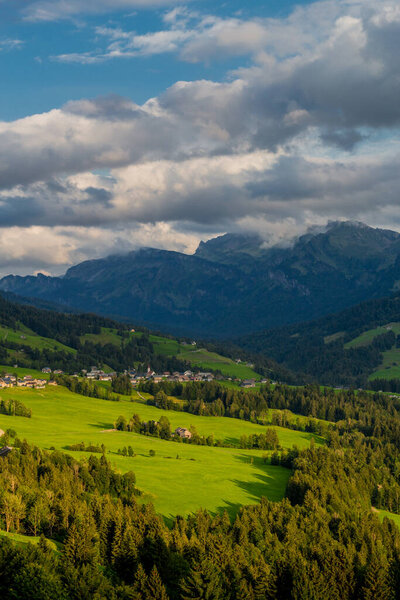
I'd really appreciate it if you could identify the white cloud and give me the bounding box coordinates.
[0,223,200,277]
[1,0,400,274]
[0,38,23,51]
[23,0,188,22]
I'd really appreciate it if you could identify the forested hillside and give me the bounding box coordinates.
[0,294,195,374]
[0,293,294,382]
[239,292,400,387]
[3,378,400,597]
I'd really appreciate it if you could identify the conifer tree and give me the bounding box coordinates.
[145,565,169,600]
[362,553,393,600]
[180,558,223,600]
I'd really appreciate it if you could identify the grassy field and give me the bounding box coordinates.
[0,386,321,518]
[148,334,183,356]
[0,324,75,354]
[342,322,400,381]
[80,327,124,346]
[324,331,345,344]
[79,328,261,379]
[369,346,400,381]
[0,364,51,379]
[178,348,259,379]
[146,333,261,379]
[0,529,59,551]
[377,509,400,529]
[345,323,400,349]
[369,348,400,381]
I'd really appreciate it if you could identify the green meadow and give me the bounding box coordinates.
[135,332,261,379]
[0,386,323,518]
[343,322,400,381]
[0,364,50,379]
[0,529,59,551]
[80,327,124,346]
[0,324,75,354]
[377,509,400,529]
[178,348,259,379]
[369,347,400,381]
[345,322,400,349]
[79,327,261,379]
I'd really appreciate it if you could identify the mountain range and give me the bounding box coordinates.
[2,221,400,338]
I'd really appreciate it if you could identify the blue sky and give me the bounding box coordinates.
[0,0,315,120]
[0,0,399,276]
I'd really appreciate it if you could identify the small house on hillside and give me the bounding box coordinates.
[175,427,192,439]
[241,379,256,388]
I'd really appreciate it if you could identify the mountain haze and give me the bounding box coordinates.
[2,221,400,337]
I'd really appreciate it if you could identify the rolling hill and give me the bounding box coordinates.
[0,293,290,381]
[239,292,400,386]
[0,385,311,517]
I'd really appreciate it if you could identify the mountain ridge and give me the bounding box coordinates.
[2,221,400,337]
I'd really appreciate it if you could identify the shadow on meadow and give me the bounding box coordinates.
[229,453,290,507]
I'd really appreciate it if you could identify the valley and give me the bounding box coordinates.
[2,289,400,597]
[0,385,315,517]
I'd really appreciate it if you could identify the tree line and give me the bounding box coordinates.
[2,433,400,597]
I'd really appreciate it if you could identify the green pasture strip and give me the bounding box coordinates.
[377,509,400,529]
[0,529,59,551]
[369,347,400,381]
[80,327,123,346]
[0,386,312,517]
[0,324,75,354]
[178,349,260,379]
[132,331,261,379]
[324,331,345,344]
[0,364,51,379]
[345,322,400,349]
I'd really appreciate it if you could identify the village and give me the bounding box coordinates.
[84,365,260,387]
[0,364,261,390]
[0,373,50,389]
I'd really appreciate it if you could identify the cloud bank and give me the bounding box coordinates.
[0,0,400,274]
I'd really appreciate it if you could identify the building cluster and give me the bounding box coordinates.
[0,373,48,389]
[42,367,64,375]
[235,358,255,368]
[78,365,216,385]
[83,366,115,381]
[128,367,215,386]
[240,379,256,388]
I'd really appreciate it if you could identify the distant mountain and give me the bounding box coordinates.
[2,221,400,337]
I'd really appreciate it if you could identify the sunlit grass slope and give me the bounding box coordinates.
[369,347,400,381]
[0,324,75,354]
[345,323,400,349]
[377,509,400,529]
[0,386,322,517]
[0,530,59,551]
[80,327,261,379]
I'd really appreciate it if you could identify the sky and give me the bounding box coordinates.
[0,0,399,276]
